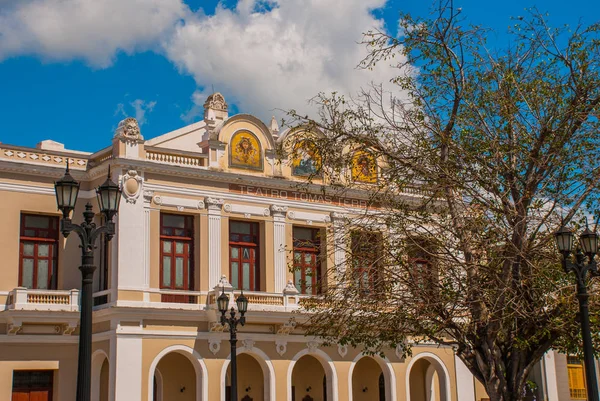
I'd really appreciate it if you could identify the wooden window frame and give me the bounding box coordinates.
[19,214,59,290]
[350,230,382,294]
[159,214,195,302]
[567,355,587,400]
[293,227,322,295]
[12,370,54,401]
[229,220,260,291]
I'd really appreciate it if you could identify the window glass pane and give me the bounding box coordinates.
[304,253,312,264]
[230,221,251,234]
[242,262,250,290]
[242,248,250,259]
[22,259,34,288]
[231,262,239,289]
[294,252,301,263]
[163,214,185,228]
[25,215,50,229]
[163,241,172,253]
[162,257,171,287]
[24,229,36,237]
[294,269,302,291]
[23,242,34,256]
[38,244,49,257]
[37,260,49,289]
[293,227,313,241]
[175,242,184,254]
[231,247,239,258]
[175,257,184,287]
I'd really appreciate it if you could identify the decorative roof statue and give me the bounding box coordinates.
[114,117,143,141]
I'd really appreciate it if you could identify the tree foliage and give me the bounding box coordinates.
[286,2,600,401]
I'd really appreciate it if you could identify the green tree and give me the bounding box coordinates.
[288,2,600,401]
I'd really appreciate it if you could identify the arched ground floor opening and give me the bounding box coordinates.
[407,353,451,401]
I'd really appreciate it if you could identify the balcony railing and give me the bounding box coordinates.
[145,146,208,168]
[7,287,80,312]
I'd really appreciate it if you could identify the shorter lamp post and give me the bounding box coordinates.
[555,225,600,401]
[217,288,249,401]
[54,163,122,401]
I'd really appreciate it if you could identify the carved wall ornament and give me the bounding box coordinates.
[63,323,77,336]
[307,341,320,354]
[122,169,143,204]
[114,117,143,141]
[210,322,227,332]
[395,343,407,361]
[337,344,348,358]
[208,338,222,355]
[7,322,22,335]
[275,339,287,356]
[243,339,255,351]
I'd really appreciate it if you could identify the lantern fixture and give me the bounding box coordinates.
[217,287,229,313]
[96,166,122,222]
[236,291,249,315]
[54,162,80,219]
[554,225,575,254]
[579,225,599,257]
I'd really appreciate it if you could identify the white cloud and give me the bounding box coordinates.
[115,99,157,125]
[0,0,409,122]
[0,0,186,67]
[165,0,406,121]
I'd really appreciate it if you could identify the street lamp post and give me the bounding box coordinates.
[54,163,121,401]
[555,225,600,401]
[217,288,249,401]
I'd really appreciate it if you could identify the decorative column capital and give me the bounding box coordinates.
[206,197,225,211]
[270,205,288,218]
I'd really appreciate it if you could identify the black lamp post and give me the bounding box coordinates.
[555,225,600,401]
[54,163,121,401]
[217,288,249,401]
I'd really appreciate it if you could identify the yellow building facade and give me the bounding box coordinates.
[0,93,507,401]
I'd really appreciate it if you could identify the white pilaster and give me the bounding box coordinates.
[112,334,142,401]
[116,170,146,290]
[271,205,288,292]
[331,212,347,277]
[454,354,476,401]
[543,351,560,401]
[142,191,153,300]
[207,197,224,288]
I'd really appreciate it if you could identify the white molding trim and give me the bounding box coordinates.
[144,183,364,214]
[223,202,270,217]
[286,348,339,401]
[148,344,209,401]
[405,352,452,401]
[152,195,205,211]
[220,344,276,401]
[347,353,397,401]
[286,210,331,225]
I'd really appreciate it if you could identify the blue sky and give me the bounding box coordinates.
[0,0,598,152]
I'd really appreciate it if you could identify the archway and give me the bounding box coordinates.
[291,355,327,401]
[287,349,339,401]
[147,345,208,401]
[225,353,266,401]
[351,357,385,401]
[347,354,396,401]
[91,350,109,401]
[406,352,451,401]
